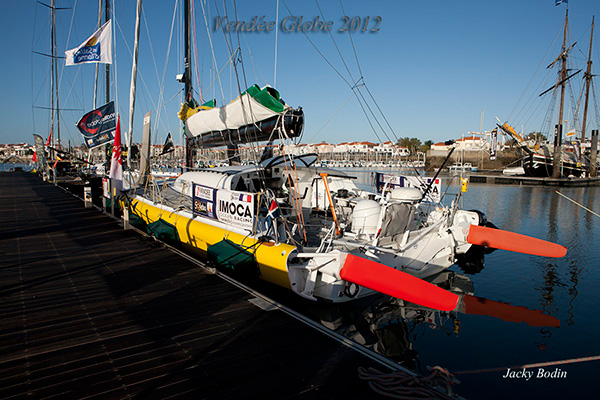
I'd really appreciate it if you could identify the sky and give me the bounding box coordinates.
[2,0,600,147]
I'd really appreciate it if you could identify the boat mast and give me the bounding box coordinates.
[184,0,192,170]
[552,8,569,178]
[49,0,55,160]
[101,0,110,164]
[93,0,102,109]
[50,0,61,153]
[587,17,599,178]
[581,16,594,143]
[104,0,110,105]
[127,0,142,168]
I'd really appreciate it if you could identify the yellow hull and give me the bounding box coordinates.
[128,196,296,289]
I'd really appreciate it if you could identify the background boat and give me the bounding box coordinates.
[497,9,600,178]
[448,162,478,173]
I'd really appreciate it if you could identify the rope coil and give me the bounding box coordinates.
[358,366,460,399]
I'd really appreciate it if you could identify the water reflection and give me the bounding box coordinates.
[585,187,597,228]
[300,270,559,370]
[547,188,560,243]
[536,188,595,327]
[455,241,495,275]
[446,183,596,327]
[536,263,565,316]
[566,263,582,327]
[321,173,598,397]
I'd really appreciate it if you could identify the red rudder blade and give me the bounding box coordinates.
[467,225,567,258]
[340,254,459,311]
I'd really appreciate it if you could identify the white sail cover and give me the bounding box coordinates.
[185,93,281,138]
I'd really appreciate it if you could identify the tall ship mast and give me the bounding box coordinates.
[551,8,570,178]
[498,7,599,178]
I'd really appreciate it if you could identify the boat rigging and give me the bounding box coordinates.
[121,0,567,311]
[497,6,600,178]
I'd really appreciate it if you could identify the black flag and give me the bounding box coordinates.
[76,101,116,149]
[160,132,174,155]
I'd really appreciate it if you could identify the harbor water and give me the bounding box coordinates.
[429,181,597,399]
[258,169,599,399]
[0,163,31,172]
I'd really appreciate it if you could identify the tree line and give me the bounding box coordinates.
[396,137,434,154]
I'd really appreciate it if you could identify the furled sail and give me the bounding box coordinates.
[497,122,533,155]
[179,85,303,148]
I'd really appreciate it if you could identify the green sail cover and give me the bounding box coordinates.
[242,84,261,97]
[201,99,216,108]
[186,98,215,109]
[242,85,285,113]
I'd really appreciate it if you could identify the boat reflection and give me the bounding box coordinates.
[302,270,560,369]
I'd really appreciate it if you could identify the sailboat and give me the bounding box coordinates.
[31,0,77,182]
[123,0,567,311]
[498,9,600,178]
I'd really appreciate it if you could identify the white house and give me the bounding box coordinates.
[430,141,453,151]
[456,135,486,151]
[314,142,334,156]
[0,143,34,159]
[280,140,416,160]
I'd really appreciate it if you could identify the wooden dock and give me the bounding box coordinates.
[0,172,398,399]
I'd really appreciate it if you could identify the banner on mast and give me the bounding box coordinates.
[33,134,49,173]
[65,20,112,66]
[490,128,498,160]
[76,101,116,149]
[572,140,581,163]
[33,134,47,164]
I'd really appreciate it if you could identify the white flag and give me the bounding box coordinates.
[65,20,112,66]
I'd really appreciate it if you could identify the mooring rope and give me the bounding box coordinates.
[453,354,600,375]
[555,190,600,218]
[358,366,459,399]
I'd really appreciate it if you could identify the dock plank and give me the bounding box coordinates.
[0,172,389,399]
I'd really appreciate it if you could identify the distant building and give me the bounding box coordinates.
[348,141,376,153]
[150,144,185,160]
[456,135,487,151]
[0,143,34,161]
[431,134,489,152]
[374,141,410,156]
[280,140,412,161]
[430,141,452,152]
[313,142,334,156]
